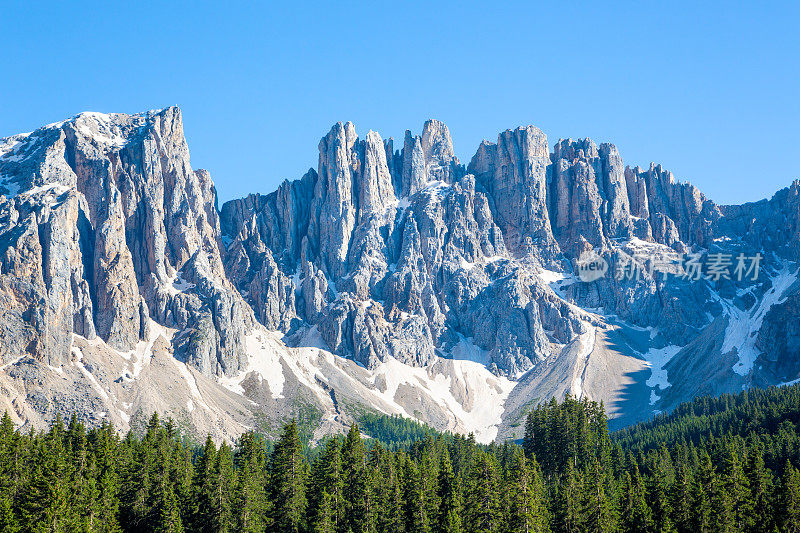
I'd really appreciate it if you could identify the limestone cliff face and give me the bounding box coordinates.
[3,107,800,437]
[547,139,633,256]
[222,122,582,375]
[468,126,560,265]
[0,108,253,376]
[218,117,800,383]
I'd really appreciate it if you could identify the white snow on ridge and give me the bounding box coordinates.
[218,330,286,398]
[173,358,212,412]
[167,272,196,295]
[0,133,31,160]
[423,180,451,200]
[537,268,568,285]
[370,355,516,443]
[19,182,70,198]
[539,267,579,295]
[0,355,27,372]
[459,257,475,271]
[642,344,681,405]
[55,319,517,443]
[225,325,516,443]
[75,112,134,148]
[779,376,800,387]
[624,237,676,253]
[725,267,798,376]
[116,320,171,378]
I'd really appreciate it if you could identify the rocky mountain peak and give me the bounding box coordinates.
[2,107,800,442]
[0,106,253,377]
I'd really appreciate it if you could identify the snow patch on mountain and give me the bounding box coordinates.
[779,376,800,387]
[725,267,798,376]
[168,271,196,295]
[210,324,517,443]
[71,346,111,402]
[450,335,491,365]
[642,344,681,405]
[370,356,516,442]
[219,330,286,398]
[75,112,134,148]
[173,357,212,412]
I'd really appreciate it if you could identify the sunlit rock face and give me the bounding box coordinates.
[0,108,253,376]
[3,107,800,441]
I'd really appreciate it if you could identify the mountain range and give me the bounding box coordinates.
[0,106,797,443]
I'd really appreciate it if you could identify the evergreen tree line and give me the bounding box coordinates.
[1,386,800,532]
[613,384,800,471]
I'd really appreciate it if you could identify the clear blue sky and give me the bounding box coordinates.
[1,1,798,205]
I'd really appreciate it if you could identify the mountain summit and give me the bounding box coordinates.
[0,107,797,442]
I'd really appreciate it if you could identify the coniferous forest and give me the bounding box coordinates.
[2,385,800,532]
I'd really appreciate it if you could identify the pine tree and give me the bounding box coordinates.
[744,444,770,533]
[192,435,218,532]
[583,459,614,533]
[210,443,236,532]
[646,450,675,533]
[64,416,100,531]
[268,419,307,533]
[153,482,184,533]
[0,498,18,533]
[119,413,166,531]
[507,450,550,533]
[434,451,462,533]
[173,442,193,530]
[312,490,336,533]
[0,412,20,533]
[716,442,743,533]
[463,450,502,533]
[401,455,430,533]
[778,460,800,533]
[3,385,800,533]
[417,438,440,530]
[371,443,402,533]
[691,452,715,533]
[117,431,146,531]
[307,437,344,533]
[669,454,692,533]
[89,422,123,532]
[234,431,268,533]
[341,424,374,533]
[620,466,654,533]
[553,462,582,533]
[147,420,186,533]
[20,417,70,532]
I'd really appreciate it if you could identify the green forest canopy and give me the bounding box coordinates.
[1,384,800,532]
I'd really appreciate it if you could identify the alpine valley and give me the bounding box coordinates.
[0,107,798,443]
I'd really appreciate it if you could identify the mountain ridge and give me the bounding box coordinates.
[0,106,797,442]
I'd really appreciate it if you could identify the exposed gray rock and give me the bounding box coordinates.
[469,126,561,265]
[716,180,800,260]
[93,185,141,351]
[625,163,720,248]
[755,281,800,382]
[546,139,636,256]
[0,107,253,376]
[4,107,800,440]
[401,130,426,197]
